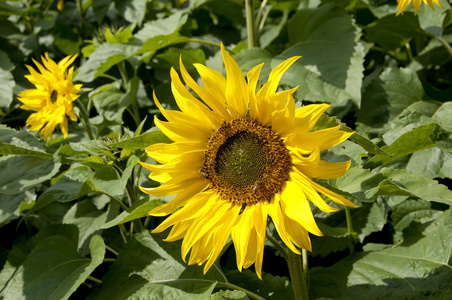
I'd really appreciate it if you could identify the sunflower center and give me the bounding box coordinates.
[50,90,58,103]
[201,118,292,206]
[215,131,267,189]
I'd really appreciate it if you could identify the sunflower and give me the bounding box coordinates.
[18,53,81,141]
[140,44,357,279]
[396,0,443,15]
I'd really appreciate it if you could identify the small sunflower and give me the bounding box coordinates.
[396,0,444,15]
[141,44,357,279]
[18,53,81,141]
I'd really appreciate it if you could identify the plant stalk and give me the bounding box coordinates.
[245,0,257,48]
[75,99,94,140]
[287,250,309,300]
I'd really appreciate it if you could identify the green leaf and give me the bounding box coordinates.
[115,0,148,26]
[0,225,80,294]
[109,130,171,149]
[0,155,60,196]
[433,101,452,132]
[92,0,111,23]
[89,231,224,299]
[310,209,452,299]
[377,167,452,205]
[390,199,442,243]
[2,235,105,300]
[0,125,53,159]
[37,165,95,205]
[364,123,443,169]
[366,13,421,50]
[74,43,140,82]
[210,290,249,300]
[63,199,118,255]
[135,11,189,42]
[406,147,452,179]
[417,0,449,37]
[277,4,365,107]
[0,192,35,226]
[100,198,163,229]
[226,270,293,300]
[0,50,15,108]
[155,47,206,72]
[358,67,424,128]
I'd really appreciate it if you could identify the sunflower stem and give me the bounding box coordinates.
[215,282,265,300]
[245,0,258,48]
[345,206,356,254]
[87,276,102,285]
[436,36,452,60]
[266,231,288,261]
[287,250,309,300]
[75,99,94,140]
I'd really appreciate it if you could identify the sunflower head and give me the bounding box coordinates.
[141,44,357,279]
[18,53,82,141]
[396,0,444,15]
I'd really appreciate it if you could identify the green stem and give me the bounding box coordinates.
[103,258,116,263]
[87,276,102,285]
[104,193,128,211]
[75,0,85,20]
[345,206,353,235]
[134,164,143,201]
[105,245,119,256]
[436,36,452,60]
[215,282,265,300]
[245,0,257,48]
[143,216,151,228]
[118,223,129,243]
[266,231,288,261]
[345,206,356,254]
[405,42,413,63]
[75,99,94,140]
[302,249,309,291]
[287,250,309,300]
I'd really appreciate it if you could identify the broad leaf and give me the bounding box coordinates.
[310,209,452,299]
[89,231,224,299]
[364,123,443,169]
[2,235,105,300]
[100,198,163,229]
[0,125,53,159]
[108,130,171,149]
[277,4,365,107]
[0,50,14,108]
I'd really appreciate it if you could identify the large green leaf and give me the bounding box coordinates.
[74,43,140,82]
[2,235,105,300]
[63,199,118,255]
[364,123,443,169]
[277,4,365,107]
[89,231,224,299]
[357,67,424,129]
[108,130,171,149]
[0,125,53,159]
[406,147,452,179]
[310,209,452,299]
[366,13,421,50]
[390,199,442,243]
[226,270,294,300]
[100,198,162,229]
[377,167,452,205]
[0,50,15,108]
[0,155,60,196]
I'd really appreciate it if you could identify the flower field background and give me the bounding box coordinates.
[1,0,452,299]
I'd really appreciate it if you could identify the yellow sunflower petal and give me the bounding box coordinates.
[280,180,323,236]
[221,43,249,117]
[179,57,230,119]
